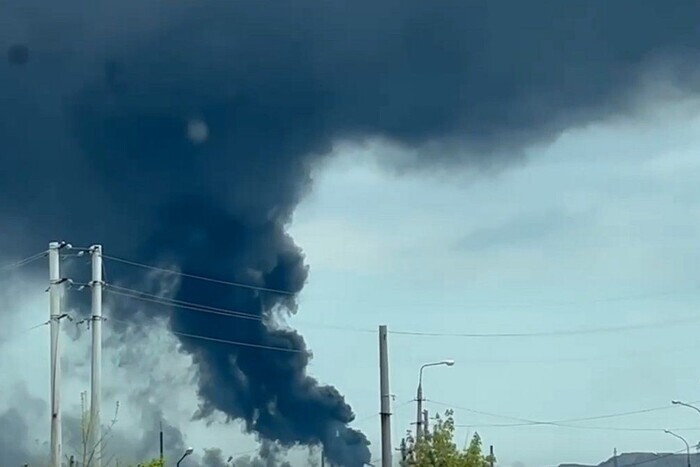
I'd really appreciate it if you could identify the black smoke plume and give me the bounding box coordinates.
[3,1,700,465]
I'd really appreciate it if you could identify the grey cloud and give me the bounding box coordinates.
[457,210,579,251]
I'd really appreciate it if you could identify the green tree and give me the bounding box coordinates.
[139,459,165,467]
[131,459,165,467]
[401,410,496,467]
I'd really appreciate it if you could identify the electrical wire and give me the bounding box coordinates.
[428,399,540,425]
[104,284,700,356]
[387,315,700,339]
[105,285,700,365]
[455,421,700,432]
[98,255,700,340]
[103,253,700,308]
[0,320,49,345]
[0,249,47,273]
[106,316,303,353]
[104,284,378,334]
[105,285,263,322]
[102,254,295,295]
[354,398,415,424]
[428,398,700,427]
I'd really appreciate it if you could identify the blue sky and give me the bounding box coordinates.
[286,95,700,466]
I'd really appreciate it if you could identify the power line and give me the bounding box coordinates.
[556,403,694,424]
[307,285,700,311]
[239,314,700,340]
[104,284,378,334]
[0,249,47,273]
[0,320,50,345]
[432,340,700,364]
[354,399,415,424]
[455,421,700,432]
[95,256,700,360]
[103,253,700,307]
[101,288,700,364]
[105,284,700,349]
[428,399,539,425]
[105,285,263,322]
[428,398,700,428]
[102,254,295,295]
[553,425,700,433]
[106,316,303,353]
[388,315,700,339]
[98,255,700,340]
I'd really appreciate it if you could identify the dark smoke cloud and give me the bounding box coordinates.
[60,410,187,467]
[202,443,294,467]
[3,1,700,465]
[7,43,29,65]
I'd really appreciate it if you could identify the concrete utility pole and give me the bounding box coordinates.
[489,445,495,467]
[422,410,429,435]
[160,421,164,464]
[49,241,66,467]
[378,325,393,467]
[89,245,104,467]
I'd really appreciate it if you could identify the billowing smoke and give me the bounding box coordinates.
[0,385,46,466]
[202,443,295,467]
[3,1,700,465]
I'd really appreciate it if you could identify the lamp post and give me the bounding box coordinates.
[673,401,700,417]
[177,447,194,467]
[416,360,454,440]
[664,430,691,467]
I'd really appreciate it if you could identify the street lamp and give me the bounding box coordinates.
[177,447,194,467]
[673,400,700,417]
[664,430,691,467]
[416,360,454,440]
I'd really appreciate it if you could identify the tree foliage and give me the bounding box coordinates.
[132,459,165,467]
[401,410,496,467]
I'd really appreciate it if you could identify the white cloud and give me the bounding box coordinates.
[0,271,264,466]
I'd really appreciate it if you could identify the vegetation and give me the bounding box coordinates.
[70,391,120,467]
[132,460,165,467]
[400,410,496,467]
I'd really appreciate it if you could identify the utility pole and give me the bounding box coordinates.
[422,410,429,435]
[89,245,104,467]
[490,445,495,467]
[613,448,618,467]
[416,385,423,441]
[378,325,393,467]
[160,421,164,464]
[49,241,65,467]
